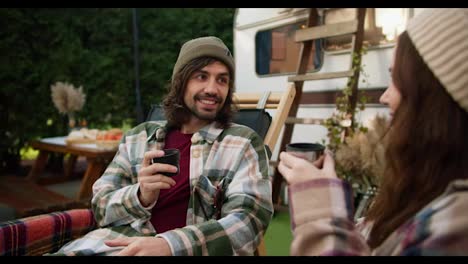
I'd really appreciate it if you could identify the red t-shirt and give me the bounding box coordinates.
[150,129,192,233]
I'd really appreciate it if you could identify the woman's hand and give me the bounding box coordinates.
[278,150,338,185]
[138,150,177,207]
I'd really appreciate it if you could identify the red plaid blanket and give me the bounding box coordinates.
[0,208,96,256]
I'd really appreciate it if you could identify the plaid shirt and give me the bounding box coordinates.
[288,178,468,256]
[52,121,273,256]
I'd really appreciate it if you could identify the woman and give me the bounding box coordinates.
[278,8,468,256]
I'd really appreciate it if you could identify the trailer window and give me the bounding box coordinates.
[255,21,323,76]
[324,8,409,51]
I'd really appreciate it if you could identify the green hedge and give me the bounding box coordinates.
[0,8,235,172]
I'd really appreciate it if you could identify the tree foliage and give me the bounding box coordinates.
[0,8,235,172]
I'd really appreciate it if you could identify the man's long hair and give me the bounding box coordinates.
[366,31,468,248]
[162,57,235,129]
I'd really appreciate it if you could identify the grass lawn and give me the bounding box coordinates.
[263,211,293,256]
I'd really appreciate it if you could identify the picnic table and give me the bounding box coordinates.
[27,136,117,200]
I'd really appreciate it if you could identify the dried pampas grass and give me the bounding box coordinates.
[51,82,86,114]
[335,115,389,189]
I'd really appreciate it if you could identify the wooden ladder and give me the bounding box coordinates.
[271,8,367,210]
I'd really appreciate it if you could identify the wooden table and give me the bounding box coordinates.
[27,136,117,200]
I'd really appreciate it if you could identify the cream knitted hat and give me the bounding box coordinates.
[172,36,234,82]
[406,8,468,113]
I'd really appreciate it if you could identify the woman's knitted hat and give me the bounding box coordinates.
[406,8,468,112]
[172,36,234,82]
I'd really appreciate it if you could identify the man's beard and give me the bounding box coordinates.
[188,107,218,121]
[188,93,224,121]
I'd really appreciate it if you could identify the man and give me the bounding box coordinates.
[50,36,273,256]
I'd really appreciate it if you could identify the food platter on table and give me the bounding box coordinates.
[66,128,123,150]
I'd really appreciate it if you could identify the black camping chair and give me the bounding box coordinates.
[145,104,272,149]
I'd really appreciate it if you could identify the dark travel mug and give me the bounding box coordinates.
[286,142,325,162]
[152,148,180,177]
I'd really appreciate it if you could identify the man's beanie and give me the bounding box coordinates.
[172,36,235,82]
[406,8,468,113]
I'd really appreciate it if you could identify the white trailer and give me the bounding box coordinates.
[233,8,425,158]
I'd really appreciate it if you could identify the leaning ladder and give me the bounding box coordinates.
[271,8,367,210]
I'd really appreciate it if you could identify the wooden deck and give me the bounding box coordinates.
[0,158,90,221]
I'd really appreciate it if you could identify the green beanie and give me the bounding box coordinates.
[172,36,235,82]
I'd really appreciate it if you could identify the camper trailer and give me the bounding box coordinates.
[233,8,425,157]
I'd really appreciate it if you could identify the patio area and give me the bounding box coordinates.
[0,158,89,222]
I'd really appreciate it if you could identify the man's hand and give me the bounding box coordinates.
[105,237,172,256]
[138,150,178,207]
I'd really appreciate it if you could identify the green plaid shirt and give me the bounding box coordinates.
[53,121,273,256]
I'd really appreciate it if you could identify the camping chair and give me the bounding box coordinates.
[144,86,297,255]
[144,87,295,255]
[145,104,165,122]
[146,103,273,141]
[232,84,296,255]
[233,84,296,152]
